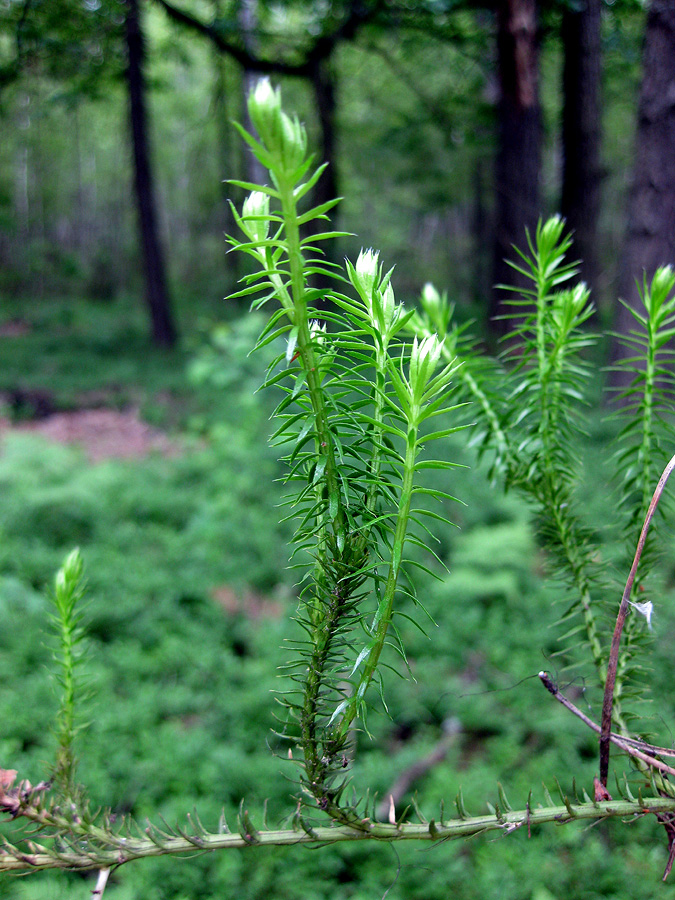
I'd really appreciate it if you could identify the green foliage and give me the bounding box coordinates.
[4,81,675,897]
[613,265,675,545]
[0,0,645,316]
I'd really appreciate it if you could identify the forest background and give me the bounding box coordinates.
[2,1,675,899]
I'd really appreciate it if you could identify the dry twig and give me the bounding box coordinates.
[599,451,675,786]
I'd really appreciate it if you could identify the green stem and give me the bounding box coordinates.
[55,615,76,790]
[533,287,608,707]
[4,796,675,872]
[52,550,85,801]
[274,173,359,821]
[277,175,344,542]
[608,300,657,736]
[637,315,656,536]
[548,497,606,683]
[336,422,418,740]
[457,363,512,473]
[355,347,389,555]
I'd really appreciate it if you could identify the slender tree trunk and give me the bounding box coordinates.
[212,0,236,237]
[125,0,177,348]
[472,160,491,306]
[309,56,338,214]
[306,55,339,304]
[240,0,267,185]
[618,3,675,302]
[611,2,675,373]
[15,99,30,244]
[561,0,602,295]
[490,0,542,333]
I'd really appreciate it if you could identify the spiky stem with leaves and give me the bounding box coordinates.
[228,79,463,825]
[50,548,88,804]
[6,87,675,888]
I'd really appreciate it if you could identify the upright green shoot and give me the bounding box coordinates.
[227,78,463,824]
[607,267,675,739]
[410,226,675,758]
[50,548,88,803]
[410,218,605,689]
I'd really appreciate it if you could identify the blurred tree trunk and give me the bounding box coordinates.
[212,53,235,226]
[561,0,602,294]
[240,0,267,185]
[306,55,339,304]
[611,1,675,373]
[472,160,492,306]
[490,0,542,333]
[308,55,338,226]
[125,0,177,348]
[212,0,237,237]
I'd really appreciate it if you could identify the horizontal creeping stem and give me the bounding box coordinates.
[3,797,675,872]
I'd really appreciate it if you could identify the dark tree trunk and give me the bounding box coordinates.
[125,0,177,348]
[561,0,602,294]
[240,0,267,186]
[309,56,339,215]
[213,51,237,235]
[611,2,675,373]
[212,0,236,236]
[472,160,492,306]
[490,0,542,333]
[306,55,339,305]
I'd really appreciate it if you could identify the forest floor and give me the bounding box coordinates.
[0,407,181,462]
[2,300,674,898]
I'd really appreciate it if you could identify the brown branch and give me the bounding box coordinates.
[539,672,675,781]
[154,0,297,73]
[599,451,675,786]
[153,0,376,76]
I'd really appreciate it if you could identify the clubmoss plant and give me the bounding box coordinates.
[408,225,675,798]
[50,547,89,804]
[230,77,465,824]
[4,82,675,890]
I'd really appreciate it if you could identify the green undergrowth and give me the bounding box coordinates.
[5,80,675,896]
[3,282,675,896]
[1,366,675,896]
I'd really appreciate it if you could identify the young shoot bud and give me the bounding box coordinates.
[309,319,327,345]
[420,283,453,338]
[421,282,442,313]
[55,547,83,598]
[348,249,406,342]
[393,333,454,429]
[380,283,397,330]
[353,248,380,299]
[409,334,444,399]
[551,283,592,335]
[309,320,334,379]
[651,264,675,298]
[643,265,675,321]
[247,78,282,149]
[279,111,308,172]
[240,191,271,244]
[247,78,307,173]
[538,214,566,253]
